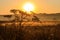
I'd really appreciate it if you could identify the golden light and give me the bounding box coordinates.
[23,2,34,12]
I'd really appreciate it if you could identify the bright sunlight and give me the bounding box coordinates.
[23,2,34,12]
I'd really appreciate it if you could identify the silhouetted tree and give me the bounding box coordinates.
[10,9,18,21]
[10,9,17,13]
[18,10,31,21]
[10,9,29,26]
[30,11,40,21]
[32,16,40,21]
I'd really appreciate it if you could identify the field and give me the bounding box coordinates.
[0,21,60,40]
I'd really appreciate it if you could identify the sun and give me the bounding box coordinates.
[23,2,34,12]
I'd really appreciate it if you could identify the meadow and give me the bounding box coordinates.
[0,21,60,40]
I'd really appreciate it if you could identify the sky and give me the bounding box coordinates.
[0,0,60,15]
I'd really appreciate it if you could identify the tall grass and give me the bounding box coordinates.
[0,21,60,40]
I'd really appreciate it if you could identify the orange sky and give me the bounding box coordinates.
[0,0,60,15]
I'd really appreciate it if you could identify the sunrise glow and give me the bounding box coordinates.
[23,2,34,12]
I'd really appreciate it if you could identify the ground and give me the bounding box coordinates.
[0,22,60,40]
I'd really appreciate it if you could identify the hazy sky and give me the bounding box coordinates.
[0,0,60,14]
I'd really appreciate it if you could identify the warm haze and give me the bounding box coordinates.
[0,0,60,15]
